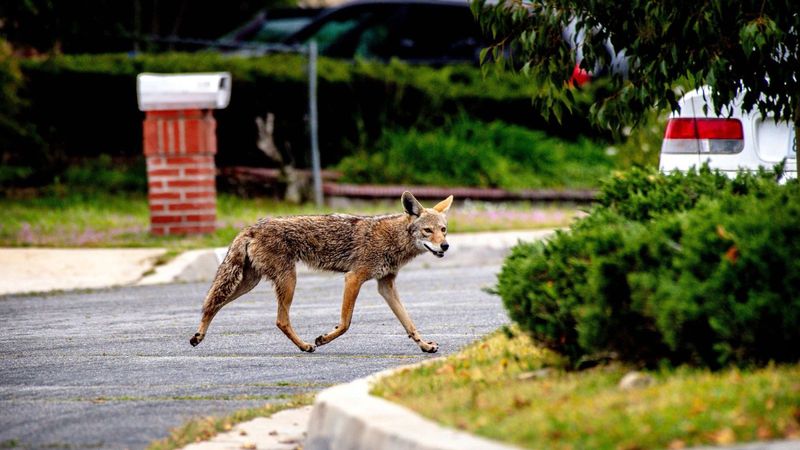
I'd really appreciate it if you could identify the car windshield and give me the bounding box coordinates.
[253,17,314,43]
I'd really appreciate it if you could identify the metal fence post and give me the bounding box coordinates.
[308,40,323,207]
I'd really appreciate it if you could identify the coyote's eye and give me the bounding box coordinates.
[441,227,447,233]
[423,227,433,234]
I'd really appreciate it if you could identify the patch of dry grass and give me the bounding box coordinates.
[372,328,800,450]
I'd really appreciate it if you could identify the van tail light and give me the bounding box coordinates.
[662,118,744,154]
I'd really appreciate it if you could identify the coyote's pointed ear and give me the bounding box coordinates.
[401,191,423,217]
[432,195,454,214]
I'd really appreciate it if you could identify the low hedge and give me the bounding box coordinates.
[336,117,614,189]
[497,166,800,369]
[11,52,602,183]
[0,39,53,187]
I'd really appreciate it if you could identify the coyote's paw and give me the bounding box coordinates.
[421,341,439,353]
[303,343,316,353]
[189,333,204,347]
[314,335,326,347]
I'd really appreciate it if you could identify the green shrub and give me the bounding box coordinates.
[0,39,51,188]
[596,165,780,221]
[498,167,800,368]
[58,154,147,194]
[337,117,614,189]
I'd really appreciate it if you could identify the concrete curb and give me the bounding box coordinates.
[138,248,222,285]
[304,364,519,450]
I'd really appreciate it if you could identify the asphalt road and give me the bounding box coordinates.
[0,264,507,450]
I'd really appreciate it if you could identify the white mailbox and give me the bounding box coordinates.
[136,72,231,111]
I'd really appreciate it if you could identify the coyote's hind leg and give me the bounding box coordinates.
[190,240,260,347]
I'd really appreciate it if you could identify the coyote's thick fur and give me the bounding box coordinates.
[189,191,453,353]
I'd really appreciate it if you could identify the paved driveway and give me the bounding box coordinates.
[0,264,507,449]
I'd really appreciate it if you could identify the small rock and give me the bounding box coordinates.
[712,427,736,445]
[668,439,686,449]
[618,371,654,390]
[268,430,278,436]
[435,364,455,375]
[240,443,257,450]
[517,368,552,381]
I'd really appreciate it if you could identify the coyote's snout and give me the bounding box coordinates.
[189,191,453,353]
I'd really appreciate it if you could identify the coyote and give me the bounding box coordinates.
[189,191,453,353]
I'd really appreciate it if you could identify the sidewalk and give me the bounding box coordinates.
[181,406,312,450]
[0,248,166,295]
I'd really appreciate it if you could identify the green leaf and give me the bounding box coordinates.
[473,0,799,130]
[552,102,563,124]
[479,48,490,65]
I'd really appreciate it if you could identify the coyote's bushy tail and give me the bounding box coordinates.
[216,233,250,283]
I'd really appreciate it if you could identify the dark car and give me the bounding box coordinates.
[215,8,324,50]
[282,0,487,65]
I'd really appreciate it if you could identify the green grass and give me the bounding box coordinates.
[146,393,314,450]
[372,328,800,450]
[0,192,578,249]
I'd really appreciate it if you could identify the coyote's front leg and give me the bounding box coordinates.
[314,271,367,347]
[377,274,438,353]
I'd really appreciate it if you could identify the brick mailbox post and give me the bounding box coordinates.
[136,73,231,235]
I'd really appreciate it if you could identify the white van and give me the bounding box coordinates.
[659,87,797,180]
